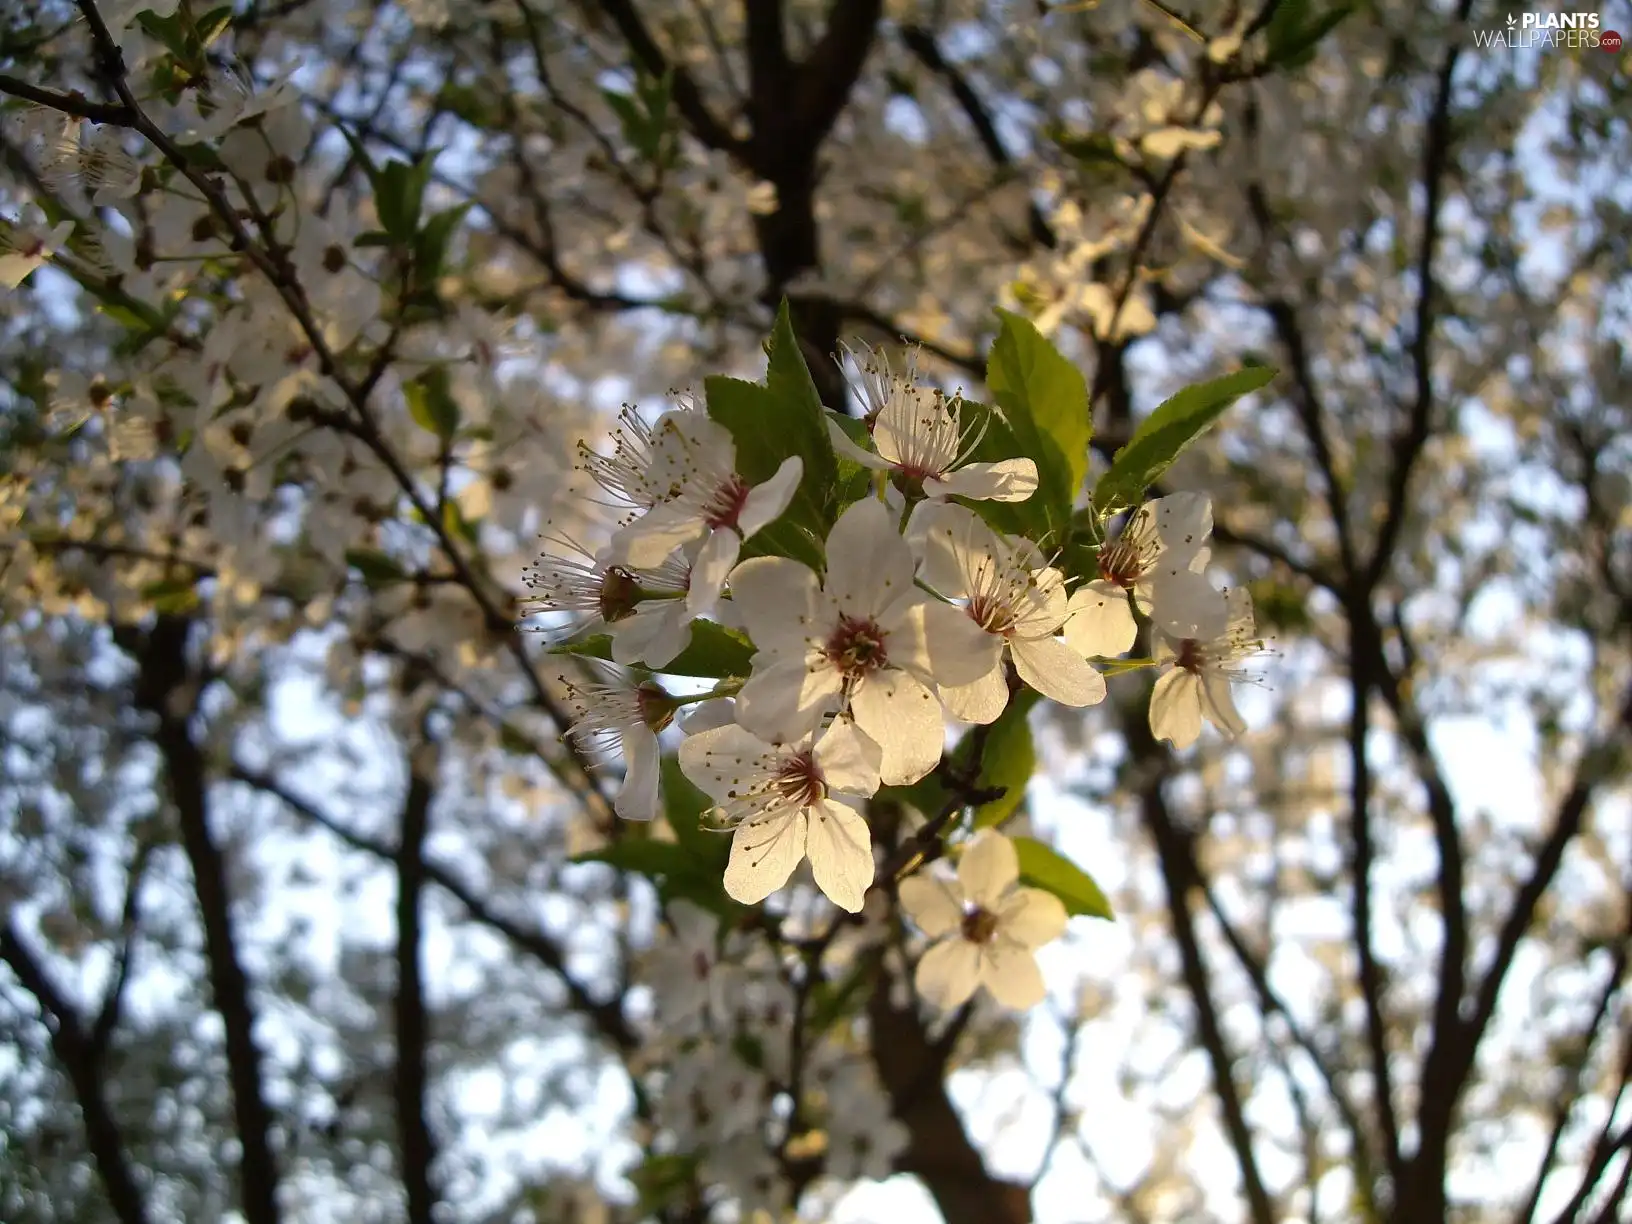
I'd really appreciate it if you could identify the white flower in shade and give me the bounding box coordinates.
[561,669,675,822]
[1149,585,1264,750]
[581,403,803,589]
[679,717,881,911]
[827,342,1038,502]
[731,498,994,785]
[645,901,742,1035]
[899,830,1067,1010]
[1063,492,1223,658]
[911,502,1106,722]
[0,218,73,289]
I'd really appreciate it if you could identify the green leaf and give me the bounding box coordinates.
[1267,1,1355,69]
[1093,366,1278,514]
[766,300,837,498]
[953,397,1051,543]
[404,368,460,441]
[629,1152,700,1217]
[343,547,409,587]
[194,5,233,47]
[548,620,756,679]
[969,697,1037,830]
[374,157,433,244]
[415,203,471,278]
[703,375,831,539]
[986,309,1091,545]
[139,575,199,614]
[661,754,729,869]
[1011,835,1113,920]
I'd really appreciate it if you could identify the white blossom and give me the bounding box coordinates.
[1149,585,1264,750]
[0,218,72,289]
[911,501,1106,721]
[1063,492,1223,658]
[899,830,1067,1010]
[826,342,1038,502]
[521,532,697,668]
[731,497,992,784]
[562,668,673,822]
[679,717,880,911]
[583,403,803,591]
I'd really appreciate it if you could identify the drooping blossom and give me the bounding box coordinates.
[1149,585,1264,750]
[561,667,675,822]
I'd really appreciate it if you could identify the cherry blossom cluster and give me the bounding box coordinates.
[526,343,1265,1012]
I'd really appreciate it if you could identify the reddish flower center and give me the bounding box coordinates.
[704,476,752,529]
[961,905,999,944]
[1097,538,1143,588]
[825,615,889,679]
[1175,638,1204,673]
[967,594,1016,637]
[771,750,826,807]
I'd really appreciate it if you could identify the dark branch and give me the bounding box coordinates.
[127,615,282,1224]
[0,920,152,1224]
[395,747,440,1224]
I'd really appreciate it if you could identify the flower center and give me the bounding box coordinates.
[825,615,889,679]
[967,593,1016,637]
[1175,638,1205,673]
[636,682,676,732]
[771,750,826,807]
[961,905,999,944]
[598,566,642,622]
[704,475,752,530]
[1097,537,1144,588]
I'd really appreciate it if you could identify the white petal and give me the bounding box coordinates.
[824,497,917,620]
[1063,582,1138,658]
[921,600,1003,688]
[615,728,662,821]
[737,654,840,743]
[925,457,1039,502]
[850,669,946,786]
[938,664,1010,725]
[611,503,706,569]
[1200,670,1248,738]
[678,723,775,801]
[805,799,874,912]
[723,806,807,906]
[737,455,804,539]
[1152,491,1213,555]
[826,416,892,470]
[729,556,821,654]
[813,716,882,797]
[996,887,1068,948]
[1149,568,1228,641]
[982,941,1047,1009]
[907,500,985,598]
[610,601,691,669]
[1011,635,1107,708]
[677,699,737,736]
[1009,568,1070,637]
[688,530,740,617]
[957,830,1019,909]
[898,873,965,938]
[1149,666,1203,749]
[914,939,982,1010]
